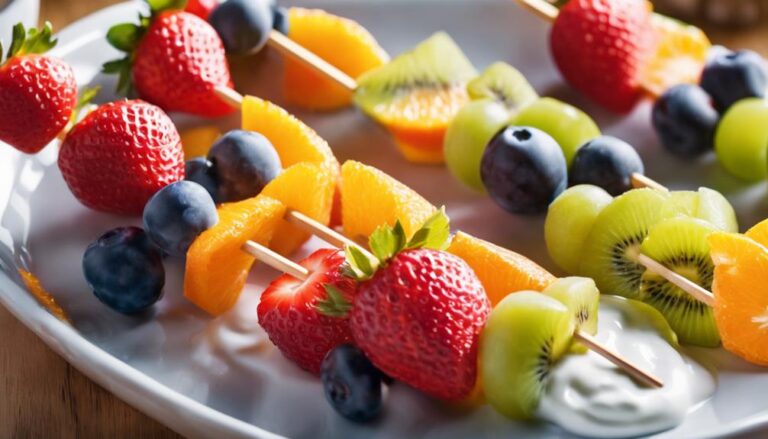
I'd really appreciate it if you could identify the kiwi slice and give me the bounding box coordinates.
[545,185,613,274]
[543,277,600,353]
[354,32,477,121]
[669,187,738,232]
[480,291,574,420]
[579,188,679,299]
[467,62,538,111]
[639,216,721,347]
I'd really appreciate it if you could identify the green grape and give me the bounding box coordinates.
[714,98,768,182]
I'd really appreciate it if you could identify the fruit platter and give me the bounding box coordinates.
[4,0,768,437]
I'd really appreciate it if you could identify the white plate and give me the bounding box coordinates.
[2,0,768,438]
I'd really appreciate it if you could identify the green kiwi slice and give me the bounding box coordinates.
[466,62,538,111]
[579,188,679,299]
[639,216,721,347]
[669,187,738,232]
[480,291,574,420]
[543,277,600,353]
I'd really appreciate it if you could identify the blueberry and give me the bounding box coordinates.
[185,157,219,202]
[83,227,165,314]
[480,126,567,214]
[273,6,290,35]
[208,130,282,203]
[652,84,720,158]
[209,0,274,55]
[700,49,768,112]
[143,181,218,256]
[321,344,385,423]
[568,136,645,196]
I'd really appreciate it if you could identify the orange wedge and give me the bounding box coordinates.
[261,162,336,255]
[709,231,768,365]
[283,8,388,110]
[180,125,221,159]
[746,218,768,247]
[185,195,285,316]
[341,160,435,240]
[448,232,556,306]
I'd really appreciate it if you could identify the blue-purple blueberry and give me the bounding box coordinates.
[568,136,644,196]
[700,49,768,112]
[185,157,219,202]
[208,130,282,203]
[652,84,719,158]
[321,344,386,423]
[209,0,274,55]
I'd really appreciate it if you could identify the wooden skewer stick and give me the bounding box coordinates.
[574,331,663,388]
[284,209,376,260]
[514,0,559,22]
[636,253,716,307]
[266,30,358,92]
[241,240,310,280]
[630,173,669,192]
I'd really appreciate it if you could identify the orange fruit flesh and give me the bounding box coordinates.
[283,8,389,111]
[261,162,336,255]
[180,125,221,159]
[709,231,768,365]
[241,95,339,173]
[372,86,470,164]
[641,14,711,97]
[746,218,768,247]
[185,195,286,316]
[447,232,556,306]
[340,160,435,240]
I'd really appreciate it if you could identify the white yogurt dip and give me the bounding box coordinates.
[537,296,715,438]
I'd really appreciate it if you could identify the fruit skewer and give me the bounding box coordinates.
[238,207,663,388]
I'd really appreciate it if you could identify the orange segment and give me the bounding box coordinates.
[261,162,336,255]
[448,232,556,306]
[241,95,339,172]
[284,8,389,110]
[641,14,711,97]
[18,269,69,323]
[180,125,221,158]
[341,160,435,240]
[709,231,768,365]
[185,195,285,316]
[746,218,768,247]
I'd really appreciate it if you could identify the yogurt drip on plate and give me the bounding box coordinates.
[537,296,715,438]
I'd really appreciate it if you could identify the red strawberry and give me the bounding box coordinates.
[58,100,185,215]
[258,248,358,375]
[0,23,77,154]
[103,2,234,118]
[550,0,656,113]
[185,0,219,20]
[344,210,490,400]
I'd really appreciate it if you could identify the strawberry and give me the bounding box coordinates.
[185,0,219,20]
[58,100,185,215]
[344,210,491,400]
[0,23,77,154]
[257,248,358,374]
[103,0,234,118]
[550,0,656,113]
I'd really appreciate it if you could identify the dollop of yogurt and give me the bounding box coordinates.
[537,296,715,438]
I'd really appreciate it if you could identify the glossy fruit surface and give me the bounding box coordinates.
[550,0,655,113]
[448,231,555,305]
[481,126,567,214]
[545,184,613,274]
[185,158,219,202]
[511,97,600,165]
[284,7,388,110]
[700,49,768,112]
[341,160,435,240]
[321,344,385,423]
[568,135,644,196]
[184,195,285,315]
[143,181,219,256]
[83,227,165,314]
[351,249,490,400]
[258,249,357,374]
[261,163,337,255]
[652,84,719,158]
[714,98,768,182]
[444,99,510,191]
[669,187,738,232]
[709,231,768,365]
[208,130,282,203]
[209,0,273,55]
[58,100,185,215]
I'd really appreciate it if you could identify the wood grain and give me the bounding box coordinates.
[0,0,766,438]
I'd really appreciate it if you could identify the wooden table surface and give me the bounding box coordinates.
[1,0,767,438]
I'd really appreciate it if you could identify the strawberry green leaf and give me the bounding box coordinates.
[146,0,187,14]
[7,23,26,59]
[406,207,451,251]
[316,284,353,318]
[107,23,142,52]
[344,245,377,281]
[102,57,133,95]
[77,86,101,109]
[369,220,406,262]
[5,22,58,63]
